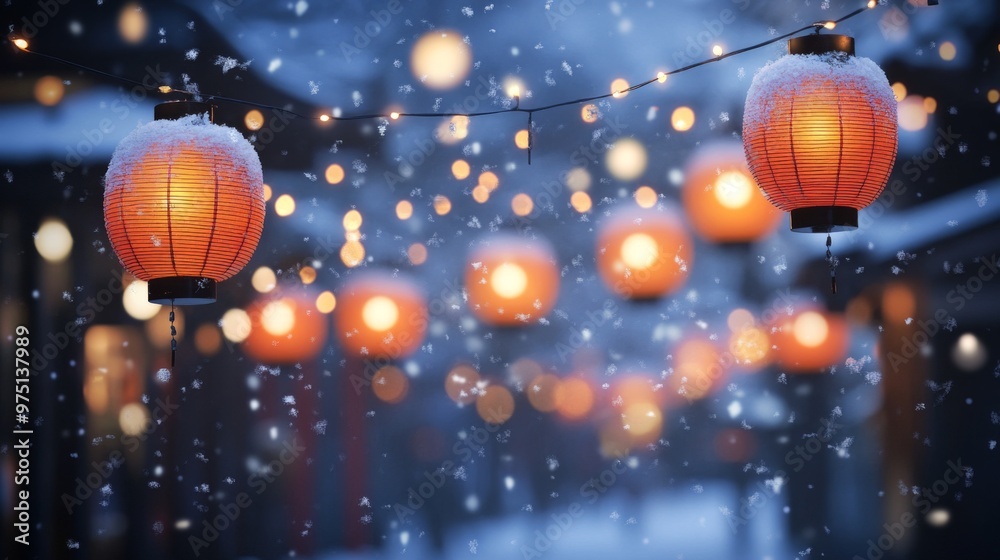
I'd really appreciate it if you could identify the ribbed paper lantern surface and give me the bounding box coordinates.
[335,272,427,359]
[465,233,560,326]
[242,292,328,364]
[596,206,693,299]
[104,102,265,304]
[743,35,898,232]
[682,142,781,243]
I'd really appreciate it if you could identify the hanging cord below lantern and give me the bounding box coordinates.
[826,234,838,295]
[169,302,177,368]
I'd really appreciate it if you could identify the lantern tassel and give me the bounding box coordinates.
[527,111,534,165]
[826,234,837,295]
[169,303,177,368]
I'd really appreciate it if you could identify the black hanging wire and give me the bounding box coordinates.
[169,302,177,368]
[826,234,838,295]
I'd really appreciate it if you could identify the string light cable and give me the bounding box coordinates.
[9,1,885,161]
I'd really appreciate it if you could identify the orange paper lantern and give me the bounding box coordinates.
[743,34,898,232]
[466,233,560,325]
[774,308,849,372]
[596,206,693,299]
[335,272,427,359]
[242,292,328,364]
[682,141,781,242]
[104,102,265,304]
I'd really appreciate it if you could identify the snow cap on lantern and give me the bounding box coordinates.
[104,101,265,304]
[742,34,898,233]
[465,233,560,326]
[682,141,781,243]
[596,205,693,299]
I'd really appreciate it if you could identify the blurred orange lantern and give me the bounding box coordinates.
[774,309,849,372]
[104,102,265,304]
[242,292,328,364]
[743,34,897,233]
[667,337,726,401]
[682,141,781,243]
[553,376,594,421]
[476,384,515,424]
[445,363,481,406]
[596,206,693,299]
[466,233,559,325]
[335,272,427,358]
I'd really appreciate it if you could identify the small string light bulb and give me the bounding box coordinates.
[656,72,668,84]
[507,85,520,99]
[712,44,723,57]
[867,0,876,8]
[823,21,836,29]
[390,111,400,120]
[158,86,172,93]
[319,114,331,122]
[14,38,29,50]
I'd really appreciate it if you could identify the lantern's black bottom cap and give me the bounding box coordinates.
[148,277,217,305]
[790,206,858,233]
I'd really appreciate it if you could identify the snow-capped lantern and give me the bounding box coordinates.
[596,205,693,300]
[242,292,328,364]
[681,141,781,243]
[104,101,265,305]
[465,233,560,326]
[334,272,427,359]
[743,34,897,233]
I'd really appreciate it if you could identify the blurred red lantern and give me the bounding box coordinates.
[104,102,265,304]
[596,206,693,299]
[682,141,781,243]
[335,272,427,359]
[242,292,328,364]
[743,34,897,233]
[774,308,849,372]
[466,233,560,325]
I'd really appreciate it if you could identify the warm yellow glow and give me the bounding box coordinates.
[262,183,273,202]
[34,76,65,106]
[571,191,592,213]
[622,401,662,438]
[923,96,937,113]
[712,44,723,57]
[891,82,907,102]
[511,193,534,216]
[194,323,222,356]
[316,291,337,314]
[408,243,428,265]
[714,171,754,209]
[605,138,648,181]
[445,364,481,405]
[506,83,521,98]
[634,186,658,209]
[434,195,452,215]
[620,233,659,270]
[452,159,471,179]
[437,115,470,144]
[390,111,400,120]
[119,403,150,436]
[244,109,264,131]
[478,171,500,191]
[299,266,317,285]
[158,86,172,94]
[581,104,600,123]
[261,299,295,336]
[555,377,594,420]
[898,96,929,131]
[671,106,695,131]
[727,308,756,332]
[362,296,399,332]
[340,241,365,267]
[396,200,413,220]
[657,72,668,84]
[14,38,28,50]
[939,41,956,61]
[118,3,149,44]
[274,194,295,217]
[221,308,251,343]
[989,90,1000,104]
[730,326,770,366]
[611,78,629,98]
[793,311,829,348]
[345,229,361,242]
[372,366,409,403]
[411,30,472,89]
[823,21,837,30]
[867,0,877,8]
[122,280,160,320]
[490,263,528,299]
[514,129,530,149]
[319,114,331,122]
[34,218,73,262]
[251,266,277,293]
[472,185,491,203]
[325,163,345,184]
[565,167,591,192]
[343,209,363,231]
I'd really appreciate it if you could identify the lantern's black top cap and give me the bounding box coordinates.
[788,34,855,56]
